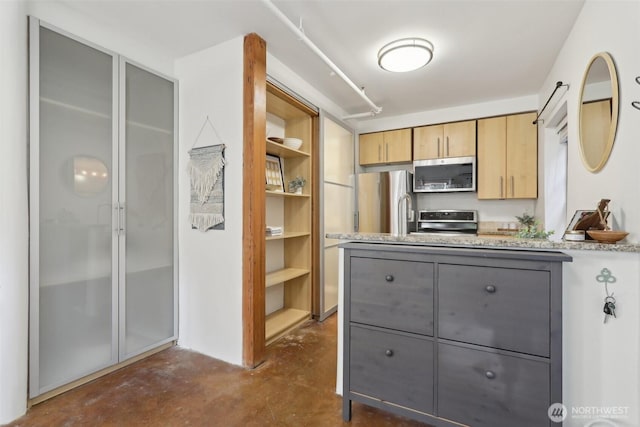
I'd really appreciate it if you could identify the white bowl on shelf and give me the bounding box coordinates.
[283,137,302,150]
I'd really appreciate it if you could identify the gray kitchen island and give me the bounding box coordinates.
[339,240,571,426]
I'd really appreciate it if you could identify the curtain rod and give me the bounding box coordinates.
[260,0,382,117]
[533,81,569,125]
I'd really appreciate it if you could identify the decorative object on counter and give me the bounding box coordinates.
[188,116,226,231]
[265,154,285,192]
[568,199,627,243]
[515,212,535,228]
[563,230,585,241]
[288,175,306,194]
[579,52,619,173]
[596,268,618,323]
[586,230,629,244]
[573,199,610,231]
[514,212,554,240]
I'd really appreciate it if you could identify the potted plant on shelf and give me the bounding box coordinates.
[288,176,306,194]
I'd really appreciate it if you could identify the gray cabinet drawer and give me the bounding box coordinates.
[438,264,549,356]
[351,257,433,335]
[438,343,550,427]
[350,325,434,414]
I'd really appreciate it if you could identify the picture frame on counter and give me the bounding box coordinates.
[265,154,284,192]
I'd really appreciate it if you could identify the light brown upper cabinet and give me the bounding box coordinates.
[359,128,411,165]
[413,120,476,160]
[477,112,537,199]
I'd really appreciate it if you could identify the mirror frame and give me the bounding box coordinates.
[578,52,619,173]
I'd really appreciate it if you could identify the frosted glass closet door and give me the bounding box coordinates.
[31,25,118,396]
[320,116,354,319]
[121,62,177,357]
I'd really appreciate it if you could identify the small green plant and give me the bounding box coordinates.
[515,219,555,239]
[289,176,306,191]
[515,212,536,228]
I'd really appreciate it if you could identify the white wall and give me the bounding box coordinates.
[562,250,639,427]
[267,53,349,120]
[538,0,640,243]
[0,2,29,423]
[539,2,640,425]
[27,1,173,76]
[355,94,538,133]
[175,37,244,365]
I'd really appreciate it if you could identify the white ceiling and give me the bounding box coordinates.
[58,0,585,119]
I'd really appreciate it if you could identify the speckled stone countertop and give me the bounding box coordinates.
[326,232,640,253]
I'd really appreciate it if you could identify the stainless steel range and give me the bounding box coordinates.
[413,210,478,236]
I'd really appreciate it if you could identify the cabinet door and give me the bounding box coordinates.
[350,326,434,414]
[383,129,412,163]
[506,112,537,198]
[444,120,476,157]
[413,124,443,160]
[359,132,383,165]
[438,343,550,427]
[121,62,177,359]
[30,23,118,398]
[477,116,506,199]
[438,264,550,356]
[351,257,434,335]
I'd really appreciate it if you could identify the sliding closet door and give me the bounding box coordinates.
[120,61,178,358]
[29,22,118,397]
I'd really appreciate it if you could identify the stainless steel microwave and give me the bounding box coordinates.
[413,156,476,193]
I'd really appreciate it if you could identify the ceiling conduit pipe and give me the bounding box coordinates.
[260,0,382,119]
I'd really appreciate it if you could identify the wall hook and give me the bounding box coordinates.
[596,267,616,298]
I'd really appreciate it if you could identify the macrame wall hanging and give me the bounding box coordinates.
[187,116,226,231]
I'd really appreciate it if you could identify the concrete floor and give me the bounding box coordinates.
[7,314,429,426]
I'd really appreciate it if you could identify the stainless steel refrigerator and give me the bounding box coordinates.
[357,170,416,235]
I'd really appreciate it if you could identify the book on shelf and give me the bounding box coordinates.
[266,226,283,236]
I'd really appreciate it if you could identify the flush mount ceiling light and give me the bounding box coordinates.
[378,38,434,73]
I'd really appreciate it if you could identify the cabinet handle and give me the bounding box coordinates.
[385,275,394,282]
[511,176,515,197]
[437,137,441,157]
[485,370,496,380]
[118,204,125,235]
[386,144,389,161]
[499,177,504,198]
[446,136,450,156]
[378,145,381,161]
[385,349,394,357]
[485,285,496,293]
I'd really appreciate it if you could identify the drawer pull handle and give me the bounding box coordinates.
[485,370,496,379]
[385,349,394,357]
[385,275,394,282]
[485,285,496,293]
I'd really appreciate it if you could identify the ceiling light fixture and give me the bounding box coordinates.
[378,38,434,73]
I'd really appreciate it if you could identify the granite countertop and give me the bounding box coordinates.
[326,232,640,253]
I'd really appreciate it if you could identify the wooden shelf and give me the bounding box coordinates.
[266,140,310,158]
[265,308,311,345]
[265,190,310,198]
[266,231,310,241]
[266,267,310,288]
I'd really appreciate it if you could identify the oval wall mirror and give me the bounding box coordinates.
[578,52,619,173]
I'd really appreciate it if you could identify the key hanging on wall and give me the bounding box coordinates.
[596,268,618,323]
